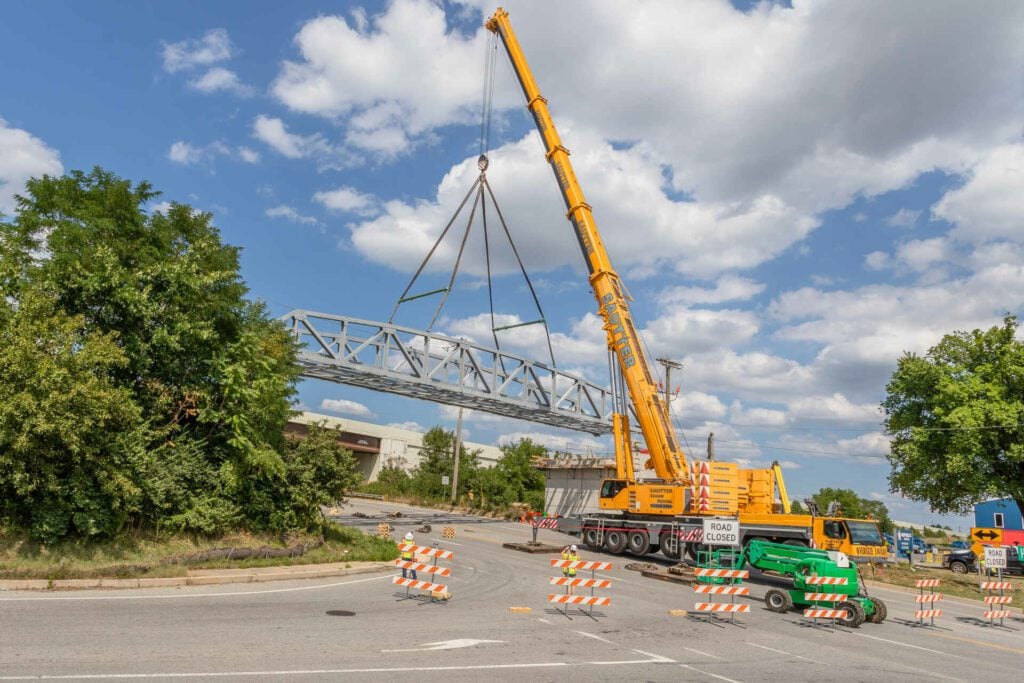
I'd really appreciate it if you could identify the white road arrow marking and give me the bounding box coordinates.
[382,639,505,653]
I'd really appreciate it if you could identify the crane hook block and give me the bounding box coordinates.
[478,154,489,171]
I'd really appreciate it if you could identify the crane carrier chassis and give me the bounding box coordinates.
[561,514,889,563]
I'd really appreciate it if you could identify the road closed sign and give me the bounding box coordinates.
[984,546,1007,569]
[703,518,740,547]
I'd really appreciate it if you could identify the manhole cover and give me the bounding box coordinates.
[325,610,356,617]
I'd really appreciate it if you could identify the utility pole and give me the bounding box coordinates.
[656,357,682,418]
[707,432,715,461]
[451,407,464,505]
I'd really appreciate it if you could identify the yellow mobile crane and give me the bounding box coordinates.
[485,8,887,562]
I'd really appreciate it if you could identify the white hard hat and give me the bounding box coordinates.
[405,532,414,541]
[570,544,578,552]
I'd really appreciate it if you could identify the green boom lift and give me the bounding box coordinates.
[738,539,887,627]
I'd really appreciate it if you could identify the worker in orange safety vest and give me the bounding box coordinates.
[400,532,417,580]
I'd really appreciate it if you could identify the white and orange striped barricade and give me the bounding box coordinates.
[979,580,1014,627]
[395,543,454,602]
[692,568,750,624]
[803,607,849,627]
[393,577,448,594]
[548,559,612,617]
[804,575,849,586]
[523,515,559,544]
[802,576,849,628]
[913,579,943,626]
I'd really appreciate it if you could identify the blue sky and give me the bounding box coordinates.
[3,0,1023,529]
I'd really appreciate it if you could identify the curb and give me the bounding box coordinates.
[0,562,392,592]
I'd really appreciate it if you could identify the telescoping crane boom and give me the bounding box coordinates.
[485,8,692,515]
[484,8,889,564]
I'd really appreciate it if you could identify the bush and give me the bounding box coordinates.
[0,168,357,543]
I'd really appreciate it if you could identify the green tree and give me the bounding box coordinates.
[476,438,547,511]
[790,499,806,514]
[883,317,1024,516]
[0,168,350,541]
[811,488,893,533]
[0,290,148,541]
[410,427,480,500]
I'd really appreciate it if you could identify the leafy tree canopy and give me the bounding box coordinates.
[883,317,1024,516]
[409,427,481,500]
[0,168,356,542]
[811,488,893,533]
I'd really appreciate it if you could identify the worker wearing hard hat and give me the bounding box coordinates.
[561,544,580,594]
[400,532,417,580]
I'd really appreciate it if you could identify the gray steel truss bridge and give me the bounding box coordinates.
[281,310,613,435]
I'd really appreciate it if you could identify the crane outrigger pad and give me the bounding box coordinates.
[281,310,613,435]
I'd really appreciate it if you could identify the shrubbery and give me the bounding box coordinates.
[0,169,360,543]
[359,428,548,515]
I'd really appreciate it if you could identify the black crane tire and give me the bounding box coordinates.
[604,529,628,554]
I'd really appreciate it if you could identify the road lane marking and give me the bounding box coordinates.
[684,647,722,660]
[436,540,463,546]
[0,574,391,602]
[574,630,674,663]
[632,649,674,663]
[382,639,505,652]
[596,572,624,583]
[851,632,954,656]
[679,664,741,682]
[745,642,821,664]
[0,656,675,679]
[925,631,1024,655]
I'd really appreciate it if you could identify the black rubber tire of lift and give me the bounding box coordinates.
[866,597,887,623]
[582,527,602,549]
[836,600,867,628]
[765,588,794,613]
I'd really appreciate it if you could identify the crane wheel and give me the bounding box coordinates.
[626,529,650,556]
[764,588,793,613]
[836,600,866,628]
[659,531,682,559]
[686,542,708,562]
[866,598,887,623]
[603,530,628,554]
[582,528,602,549]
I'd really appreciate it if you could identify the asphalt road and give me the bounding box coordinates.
[1,499,1022,682]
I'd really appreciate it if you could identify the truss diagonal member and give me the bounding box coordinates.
[425,341,463,381]
[459,347,492,394]
[342,328,388,367]
[496,361,525,394]
[525,364,552,408]
[385,332,424,377]
[296,314,340,359]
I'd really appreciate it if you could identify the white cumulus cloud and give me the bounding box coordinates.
[266,205,318,226]
[320,398,373,417]
[271,0,486,157]
[313,186,378,216]
[189,67,254,96]
[162,28,234,73]
[0,118,63,215]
